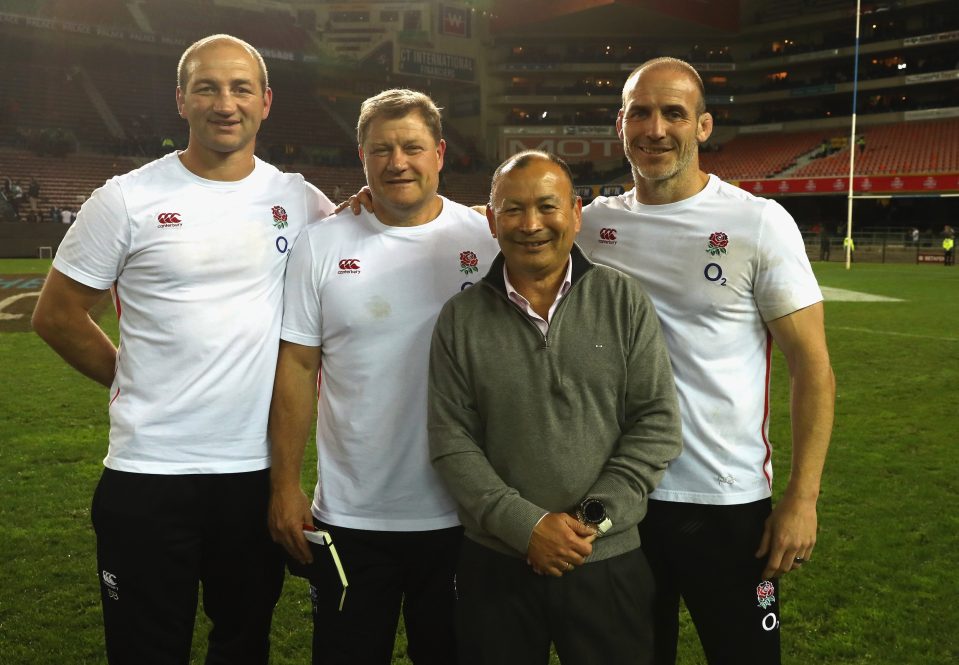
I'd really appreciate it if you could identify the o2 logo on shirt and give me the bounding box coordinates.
[704,262,726,286]
[276,236,289,254]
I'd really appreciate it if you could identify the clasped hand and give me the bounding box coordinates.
[526,512,596,577]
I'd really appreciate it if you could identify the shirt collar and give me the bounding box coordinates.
[503,258,573,312]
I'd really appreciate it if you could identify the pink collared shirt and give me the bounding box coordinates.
[503,259,573,336]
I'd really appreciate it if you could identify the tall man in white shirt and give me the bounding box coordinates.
[268,89,499,665]
[32,34,334,664]
[578,57,836,665]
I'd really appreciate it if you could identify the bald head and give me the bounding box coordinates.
[622,57,706,116]
[178,33,268,93]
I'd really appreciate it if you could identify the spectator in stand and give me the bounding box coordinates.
[50,205,61,224]
[13,180,25,215]
[27,178,41,215]
[3,178,23,218]
[816,139,829,158]
[0,189,15,222]
[59,208,73,225]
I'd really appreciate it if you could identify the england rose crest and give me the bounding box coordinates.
[271,205,288,230]
[706,231,729,256]
[756,581,776,609]
[459,250,479,274]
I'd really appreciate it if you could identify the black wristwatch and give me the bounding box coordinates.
[576,497,612,536]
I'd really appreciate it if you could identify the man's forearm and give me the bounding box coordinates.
[269,407,314,491]
[432,446,546,554]
[42,319,117,388]
[32,275,116,388]
[785,360,835,499]
[268,343,322,562]
[268,399,312,490]
[767,303,835,500]
[268,346,321,490]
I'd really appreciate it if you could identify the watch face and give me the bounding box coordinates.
[583,499,605,523]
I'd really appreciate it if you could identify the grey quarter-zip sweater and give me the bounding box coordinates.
[428,243,682,562]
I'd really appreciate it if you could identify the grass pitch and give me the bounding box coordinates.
[1,259,957,664]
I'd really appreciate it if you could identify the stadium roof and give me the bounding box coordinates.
[490,0,740,36]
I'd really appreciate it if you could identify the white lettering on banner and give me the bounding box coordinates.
[95,26,125,39]
[505,138,622,160]
[903,30,959,46]
[25,16,56,28]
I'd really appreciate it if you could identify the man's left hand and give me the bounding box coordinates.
[333,185,373,215]
[755,493,818,579]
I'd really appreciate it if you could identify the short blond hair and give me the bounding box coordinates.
[356,89,443,146]
[177,34,268,92]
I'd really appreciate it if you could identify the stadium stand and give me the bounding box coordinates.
[791,119,959,177]
[439,171,494,207]
[80,49,189,154]
[0,0,957,246]
[0,54,110,149]
[697,118,959,181]
[0,148,136,220]
[699,131,826,180]
[40,0,138,29]
[255,69,356,161]
[139,0,310,50]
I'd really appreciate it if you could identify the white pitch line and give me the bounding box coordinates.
[820,286,903,302]
[829,325,959,343]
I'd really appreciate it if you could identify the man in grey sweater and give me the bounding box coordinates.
[427,150,683,665]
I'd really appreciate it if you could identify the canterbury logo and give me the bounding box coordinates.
[157,212,182,225]
[599,228,617,242]
[338,259,360,271]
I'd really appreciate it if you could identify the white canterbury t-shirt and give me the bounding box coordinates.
[54,153,333,474]
[281,198,499,531]
[580,175,822,505]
